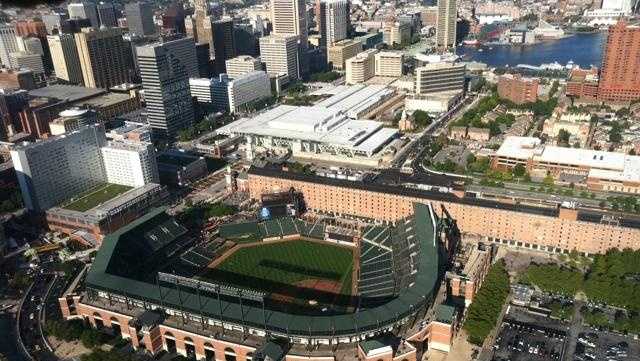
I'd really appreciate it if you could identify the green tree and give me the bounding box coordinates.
[513,164,526,178]
[463,261,510,345]
[522,264,583,295]
[413,110,433,128]
[557,129,571,146]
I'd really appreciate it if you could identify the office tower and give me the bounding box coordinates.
[136,37,198,138]
[125,1,156,37]
[421,6,439,28]
[43,13,68,34]
[598,21,640,102]
[195,42,211,78]
[415,62,465,95]
[9,52,45,76]
[271,0,308,45]
[210,71,271,113]
[225,55,262,78]
[327,39,362,70]
[317,0,348,48]
[271,0,309,77]
[162,2,186,34]
[97,2,118,27]
[345,49,377,84]
[212,18,236,75]
[0,25,19,68]
[101,140,159,187]
[61,18,93,33]
[383,21,411,46]
[50,108,97,135]
[47,33,83,84]
[436,0,457,50]
[189,77,215,104]
[17,37,44,56]
[14,20,48,37]
[10,125,108,211]
[259,34,300,81]
[68,2,100,29]
[374,51,403,77]
[75,27,133,88]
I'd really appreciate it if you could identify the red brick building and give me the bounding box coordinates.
[566,67,599,100]
[497,74,539,104]
[598,21,640,102]
[14,19,47,37]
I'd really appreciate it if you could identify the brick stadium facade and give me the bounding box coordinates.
[246,167,640,255]
[58,204,459,361]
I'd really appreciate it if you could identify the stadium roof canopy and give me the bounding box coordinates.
[86,204,443,338]
[216,104,398,157]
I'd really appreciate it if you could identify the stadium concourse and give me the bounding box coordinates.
[58,203,460,361]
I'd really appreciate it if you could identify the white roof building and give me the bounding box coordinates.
[217,105,397,160]
[495,136,640,184]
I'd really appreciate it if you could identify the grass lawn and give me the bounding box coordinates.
[62,183,132,212]
[201,240,354,295]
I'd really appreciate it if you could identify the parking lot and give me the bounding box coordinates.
[493,316,566,361]
[573,328,640,361]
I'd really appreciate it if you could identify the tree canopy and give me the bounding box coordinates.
[463,261,510,345]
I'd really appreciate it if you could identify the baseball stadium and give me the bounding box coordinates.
[59,202,456,361]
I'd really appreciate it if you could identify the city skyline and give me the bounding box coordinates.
[0,2,640,361]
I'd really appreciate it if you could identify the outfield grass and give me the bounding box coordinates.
[62,183,132,212]
[201,240,354,295]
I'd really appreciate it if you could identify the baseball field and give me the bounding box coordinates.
[200,239,355,299]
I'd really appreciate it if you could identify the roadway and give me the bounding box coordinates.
[17,257,80,361]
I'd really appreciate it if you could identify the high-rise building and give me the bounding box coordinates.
[212,18,236,75]
[162,2,186,34]
[10,125,107,211]
[598,21,640,102]
[75,27,133,88]
[327,39,362,70]
[375,51,403,77]
[271,0,308,45]
[211,71,272,113]
[17,37,44,56]
[415,62,465,95]
[259,34,300,81]
[10,124,160,212]
[125,1,156,37]
[136,37,198,138]
[271,0,309,77]
[42,13,68,34]
[383,21,411,46]
[317,0,348,48]
[345,49,377,84]
[97,1,118,27]
[14,19,48,37]
[0,25,19,68]
[47,33,83,84]
[497,74,539,104]
[189,77,216,104]
[101,140,159,187]
[225,55,263,78]
[9,51,45,76]
[68,2,100,29]
[195,42,211,78]
[436,0,457,50]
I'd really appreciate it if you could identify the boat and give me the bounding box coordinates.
[463,38,480,46]
[478,48,484,52]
